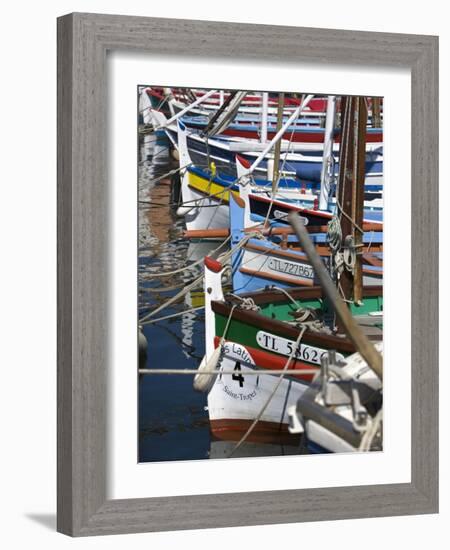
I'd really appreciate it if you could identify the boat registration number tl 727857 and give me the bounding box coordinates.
[267,257,314,280]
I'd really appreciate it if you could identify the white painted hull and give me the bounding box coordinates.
[237,246,382,289]
[181,186,230,231]
[238,247,315,288]
[207,341,308,441]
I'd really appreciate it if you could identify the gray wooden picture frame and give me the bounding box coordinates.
[57,12,439,537]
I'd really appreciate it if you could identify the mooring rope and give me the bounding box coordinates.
[268,285,301,308]
[358,408,383,451]
[139,368,318,376]
[139,232,258,322]
[143,234,232,278]
[228,325,308,457]
[143,162,192,187]
[139,279,202,293]
[260,122,299,227]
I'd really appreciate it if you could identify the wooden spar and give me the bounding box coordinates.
[372,97,382,128]
[260,92,268,143]
[163,87,176,117]
[242,242,383,258]
[183,221,382,239]
[336,96,367,312]
[337,96,353,307]
[288,211,383,379]
[200,91,239,136]
[155,89,217,128]
[243,94,314,176]
[272,92,285,194]
[319,95,336,210]
[354,98,368,302]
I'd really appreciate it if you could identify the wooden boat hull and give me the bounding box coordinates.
[233,239,383,293]
[207,339,308,445]
[229,193,382,293]
[167,125,383,184]
[182,115,383,143]
[180,165,383,232]
[203,255,382,446]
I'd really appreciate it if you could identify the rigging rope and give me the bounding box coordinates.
[228,325,308,457]
[358,408,383,451]
[142,235,232,278]
[139,232,258,322]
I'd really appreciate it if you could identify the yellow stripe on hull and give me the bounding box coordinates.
[187,171,240,204]
[190,291,205,308]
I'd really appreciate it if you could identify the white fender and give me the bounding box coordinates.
[138,325,148,356]
[193,346,222,393]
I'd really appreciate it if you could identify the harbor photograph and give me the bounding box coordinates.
[138,87,384,462]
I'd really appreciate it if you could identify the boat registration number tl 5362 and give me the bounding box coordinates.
[267,257,314,280]
[256,331,344,366]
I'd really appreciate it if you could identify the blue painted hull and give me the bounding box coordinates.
[167,127,383,188]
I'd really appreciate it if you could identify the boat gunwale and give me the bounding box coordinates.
[211,285,383,353]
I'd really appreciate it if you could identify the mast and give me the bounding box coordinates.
[271,92,285,194]
[335,96,368,332]
[200,90,240,136]
[260,92,269,143]
[240,94,314,177]
[371,97,382,128]
[319,95,336,211]
[153,89,218,128]
[163,87,176,117]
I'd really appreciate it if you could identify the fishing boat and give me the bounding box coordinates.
[195,94,383,451]
[154,88,383,128]
[199,255,382,446]
[148,87,331,113]
[175,119,319,233]
[178,127,382,183]
[228,193,383,294]
[176,121,383,234]
[179,114,383,143]
[151,106,383,182]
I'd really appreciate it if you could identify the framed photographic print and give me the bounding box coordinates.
[57,13,438,536]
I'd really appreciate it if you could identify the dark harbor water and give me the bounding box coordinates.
[138,131,211,462]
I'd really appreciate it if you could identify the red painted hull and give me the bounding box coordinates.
[210,418,300,445]
[221,127,382,143]
[213,337,318,383]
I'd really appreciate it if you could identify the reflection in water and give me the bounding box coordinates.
[139,131,212,462]
[209,440,305,459]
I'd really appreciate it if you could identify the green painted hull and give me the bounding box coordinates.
[215,294,383,364]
